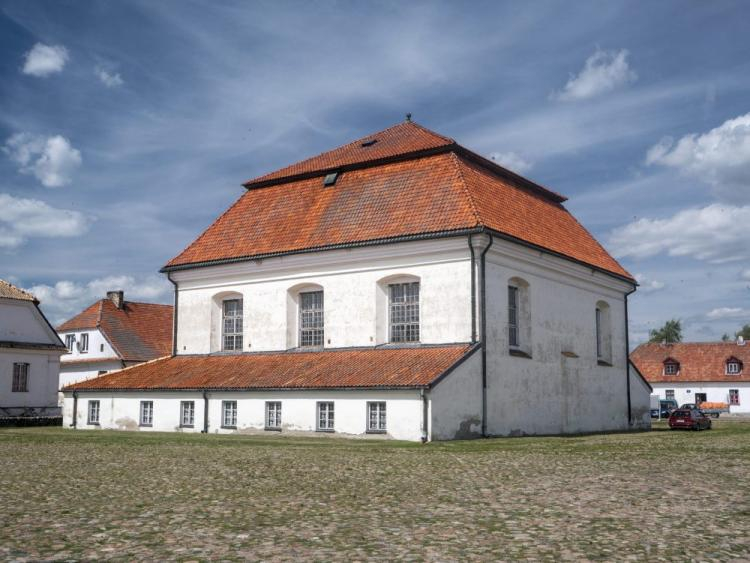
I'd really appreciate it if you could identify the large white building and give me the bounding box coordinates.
[62,121,650,440]
[0,280,66,417]
[632,339,750,414]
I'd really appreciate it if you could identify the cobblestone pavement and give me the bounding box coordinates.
[1,422,748,561]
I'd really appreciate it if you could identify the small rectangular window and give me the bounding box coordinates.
[79,333,89,353]
[367,402,386,432]
[222,299,243,351]
[266,401,282,430]
[730,389,740,405]
[88,400,100,425]
[140,401,153,426]
[665,389,675,400]
[727,362,741,375]
[222,400,238,428]
[664,362,679,375]
[65,334,75,352]
[317,401,334,431]
[508,286,519,348]
[12,363,29,392]
[389,282,420,343]
[180,401,195,427]
[299,291,324,347]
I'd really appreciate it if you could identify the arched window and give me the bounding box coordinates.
[286,283,324,348]
[211,292,244,352]
[663,358,680,376]
[507,277,531,356]
[595,300,612,365]
[726,357,743,375]
[375,275,420,344]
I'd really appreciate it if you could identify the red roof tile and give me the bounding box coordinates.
[631,342,750,383]
[62,344,475,391]
[164,121,631,281]
[57,300,173,362]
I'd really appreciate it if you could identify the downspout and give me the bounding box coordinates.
[71,391,78,428]
[624,286,636,426]
[479,233,494,437]
[167,273,178,356]
[468,235,477,343]
[420,388,428,443]
[202,390,209,433]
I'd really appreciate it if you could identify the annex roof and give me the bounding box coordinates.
[0,279,36,302]
[631,341,750,383]
[164,121,631,281]
[57,299,173,362]
[62,344,476,391]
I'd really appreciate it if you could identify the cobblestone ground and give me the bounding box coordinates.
[1,422,749,561]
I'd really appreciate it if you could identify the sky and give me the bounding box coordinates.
[1,0,749,345]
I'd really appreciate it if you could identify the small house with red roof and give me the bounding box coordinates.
[61,120,649,440]
[57,291,173,388]
[631,339,750,414]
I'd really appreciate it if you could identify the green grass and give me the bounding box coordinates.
[2,421,749,560]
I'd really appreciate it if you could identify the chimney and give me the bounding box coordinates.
[738,335,746,346]
[107,290,125,309]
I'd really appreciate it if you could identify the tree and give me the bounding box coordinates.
[722,333,731,342]
[649,319,682,343]
[736,324,750,340]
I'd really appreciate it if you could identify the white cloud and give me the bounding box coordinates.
[553,48,637,102]
[96,67,124,88]
[489,151,532,174]
[634,273,666,293]
[609,204,750,263]
[645,112,750,203]
[706,307,750,320]
[3,133,82,187]
[22,43,69,77]
[0,193,90,249]
[741,269,750,281]
[27,275,172,323]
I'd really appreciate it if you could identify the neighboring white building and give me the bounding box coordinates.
[632,339,750,414]
[57,291,173,389]
[62,120,649,440]
[0,280,66,417]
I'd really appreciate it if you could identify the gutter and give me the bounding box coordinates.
[167,273,178,356]
[479,234,494,437]
[624,286,637,426]
[420,388,428,443]
[468,235,477,343]
[202,390,209,433]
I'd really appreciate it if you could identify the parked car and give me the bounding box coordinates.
[669,409,712,431]
[651,399,678,419]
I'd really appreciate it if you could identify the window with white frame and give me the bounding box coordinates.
[79,333,89,353]
[317,401,334,431]
[140,401,153,426]
[222,400,237,428]
[65,334,75,352]
[726,358,742,375]
[664,360,680,375]
[729,389,740,405]
[367,402,386,432]
[88,400,100,425]
[266,401,282,430]
[222,299,243,351]
[389,282,420,343]
[12,363,29,392]
[665,389,675,400]
[180,401,195,427]
[508,285,519,348]
[299,291,324,347]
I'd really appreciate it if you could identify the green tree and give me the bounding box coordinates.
[722,333,731,342]
[649,319,682,343]
[736,324,750,340]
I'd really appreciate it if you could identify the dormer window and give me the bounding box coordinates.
[726,358,743,375]
[664,359,680,376]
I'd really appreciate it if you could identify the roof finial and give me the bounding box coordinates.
[405,112,412,123]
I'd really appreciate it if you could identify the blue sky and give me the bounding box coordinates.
[1,0,749,344]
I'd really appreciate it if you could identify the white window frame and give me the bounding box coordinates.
[665,389,675,400]
[265,401,282,430]
[222,400,238,428]
[65,334,75,352]
[664,361,679,376]
[222,298,243,352]
[367,401,387,433]
[317,401,334,432]
[727,360,742,375]
[180,401,195,427]
[389,282,420,343]
[88,400,100,425]
[299,291,324,348]
[729,389,740,406]
[12,363,29,392]
[140,401,153,427]
[79,333,89,354]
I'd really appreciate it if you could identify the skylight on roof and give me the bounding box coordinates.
[360,139,378,147]
[323,172,339,186]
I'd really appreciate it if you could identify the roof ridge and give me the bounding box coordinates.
[450,152,482,226]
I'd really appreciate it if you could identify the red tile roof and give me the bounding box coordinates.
[62,344,475,391]
[0,279,37,302]
[57,299,173,362]
[165,122,631,281]
[631,342,750,383]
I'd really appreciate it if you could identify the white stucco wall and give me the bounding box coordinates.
[429,347,482,440]
[0,298,59,344]
[628,364,652,429]
[482,237,635,436]
[63,389,426,441]
[58,328,118,363]
[650,383,750,414]
[171,239,473,354]
[0,348,61,411]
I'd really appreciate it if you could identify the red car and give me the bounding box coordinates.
[668,409,712,431]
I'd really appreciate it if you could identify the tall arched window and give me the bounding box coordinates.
[595,300,612,365]
[375,274,420,344]
[222,297,243,351]
[286,283,324,349]
[507,277,531,356]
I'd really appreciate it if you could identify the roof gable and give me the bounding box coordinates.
[631,342,750,382]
